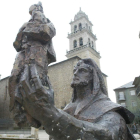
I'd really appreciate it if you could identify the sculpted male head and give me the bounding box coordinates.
[71,59,108,102]
[71,60,93,88]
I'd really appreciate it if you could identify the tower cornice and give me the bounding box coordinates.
[68,27,97,40]
[66,45,101,59]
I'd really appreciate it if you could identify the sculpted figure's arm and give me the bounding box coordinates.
[20,64,126,140]
[22,10,56,43]
[37,18,56,43]
[37,17,56,42]
[44,18,56,38]
[13,22,27,52]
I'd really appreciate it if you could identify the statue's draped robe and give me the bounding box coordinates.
[9,18,56,111]
[54,93,135,140]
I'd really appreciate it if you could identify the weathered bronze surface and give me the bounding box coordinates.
[9,2,56,127]
[9,2,136,140]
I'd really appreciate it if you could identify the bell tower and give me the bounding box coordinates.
[66,8,101,68]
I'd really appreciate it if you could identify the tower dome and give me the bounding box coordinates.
[74,8,89,20]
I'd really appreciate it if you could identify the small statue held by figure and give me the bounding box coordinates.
[9,2,56,127]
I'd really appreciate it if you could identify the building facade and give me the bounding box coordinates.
[114,81,140,123]
[133,76,140,96]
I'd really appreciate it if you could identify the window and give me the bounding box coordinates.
[73,40,77,48]
[79,23,82,30]
[92,41,94,48]
[79,38,83,46]
[74,25,77,32]
[130,90,135,95]
[86,23,88,28]
[119,92,125,100]
[88,38,90,46]
[120,103,126,107]
[132,101,137,107]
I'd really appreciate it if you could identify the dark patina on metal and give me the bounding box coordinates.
[9,2,136,140]
[9,2,56,127]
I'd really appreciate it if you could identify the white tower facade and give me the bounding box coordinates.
[66,8,101,68]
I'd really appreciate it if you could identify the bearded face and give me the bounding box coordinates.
[71,60,93,87]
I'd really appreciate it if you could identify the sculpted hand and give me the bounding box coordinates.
[19,64,54,122]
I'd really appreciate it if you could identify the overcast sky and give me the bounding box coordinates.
[1,0,140,102]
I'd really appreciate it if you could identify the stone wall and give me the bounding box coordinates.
[66,48,100,68]
[48,57,80,108]
[0,77,14,129]
[0,77,10,119]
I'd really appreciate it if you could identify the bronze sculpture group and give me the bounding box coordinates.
[9,2,136,140]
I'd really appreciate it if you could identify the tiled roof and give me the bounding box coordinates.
[114,81,135,90]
